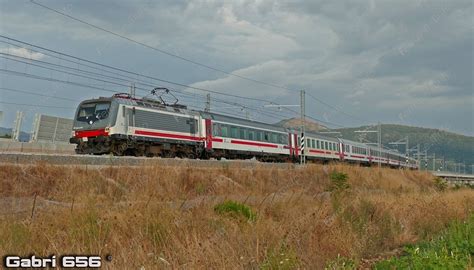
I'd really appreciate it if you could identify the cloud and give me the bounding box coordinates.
[0,0,472,134]
[0,47,45,60]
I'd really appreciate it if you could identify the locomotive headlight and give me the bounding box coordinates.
[105,127,110,133]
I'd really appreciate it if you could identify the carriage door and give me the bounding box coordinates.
[293,133,299,157]
[288,133,294,157]
[205,118,213,150]
[339,142,344,161]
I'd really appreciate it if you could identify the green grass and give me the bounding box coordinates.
[214,200,257,222]
[260,244,300,270]
[375,214,474,269]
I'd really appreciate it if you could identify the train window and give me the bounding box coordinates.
[221,125,229,137]
[325,141,328,150]
[230,126,238,138]
[278,134,284,144]
[264,132,270,142]
[248,130,255,141]
[256,131,262,141]
[213,123,219,136]
[307,138,311,148]
[272,133,278,143]
[240,128,246,140]
[311,139,315,148]
[77,102,110,122]
[316,140,320,149]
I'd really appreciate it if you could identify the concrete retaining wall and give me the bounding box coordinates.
[0,140,75,154]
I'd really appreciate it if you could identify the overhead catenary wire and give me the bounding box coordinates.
[306,92,365,123]
[0,101,70,109]
[0,35,300,120]
[0,35,347,127]
[0,55,296,122]
[29,0,291,92]
[0,87,77,102]
[0,35,281,104]
[26,2,365,122]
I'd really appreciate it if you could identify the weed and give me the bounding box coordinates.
[260,244,299,270]
[0,163,473,268]
[325,254,356,270]
[214,200,257,222]
[327,171,350,192]
[375,214,474,269]
[434,177,448,191]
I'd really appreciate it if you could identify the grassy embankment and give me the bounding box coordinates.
[0,162,472,269]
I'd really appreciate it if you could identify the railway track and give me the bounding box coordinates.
[0,152,295,168]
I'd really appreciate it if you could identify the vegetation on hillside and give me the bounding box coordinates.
[0,163,473,268]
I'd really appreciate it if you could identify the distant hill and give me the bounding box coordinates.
[0,127,30,142]
[275,118,327,132]
[333,124,474,165]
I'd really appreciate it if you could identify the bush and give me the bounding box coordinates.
[327,171,350,192]
[434,177,448,191]
[214,200,257,222]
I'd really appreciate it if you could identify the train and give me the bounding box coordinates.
[69,92,419,169]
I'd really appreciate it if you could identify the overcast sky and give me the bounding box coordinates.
[0,0,472,135]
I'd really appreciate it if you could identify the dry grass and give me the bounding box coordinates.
[0,162,473,269]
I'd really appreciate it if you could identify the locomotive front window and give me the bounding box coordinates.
[77,102,110,123]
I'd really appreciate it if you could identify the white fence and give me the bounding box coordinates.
[30,114,73,143]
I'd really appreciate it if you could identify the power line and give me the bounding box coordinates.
[0,35,346,127]
[306,92,365,123]
[0,101,70,109]
[0,68,121,94]
[28,1,363,122]
[0,87,77,102]
[0,35,276,103]
[29,0,291,91]
[0,36,305,120]
[1,54,295,122]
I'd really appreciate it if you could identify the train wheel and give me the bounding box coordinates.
[112,143,127,156]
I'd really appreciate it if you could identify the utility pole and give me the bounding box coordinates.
[130,83,136,98]
[205,93,211,113]
[405,136,409,161]
[300,90,306,165]
[12,111,24,142]
[417,144,420,168]
[354,126,380,167]
[432,153,436,171]
[377,122,381,168]
[388,136,409,165]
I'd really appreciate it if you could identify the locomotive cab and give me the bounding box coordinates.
[76,101,111,127]
[70,97,119,154]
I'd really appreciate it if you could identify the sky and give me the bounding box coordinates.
[0,0,472,135]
